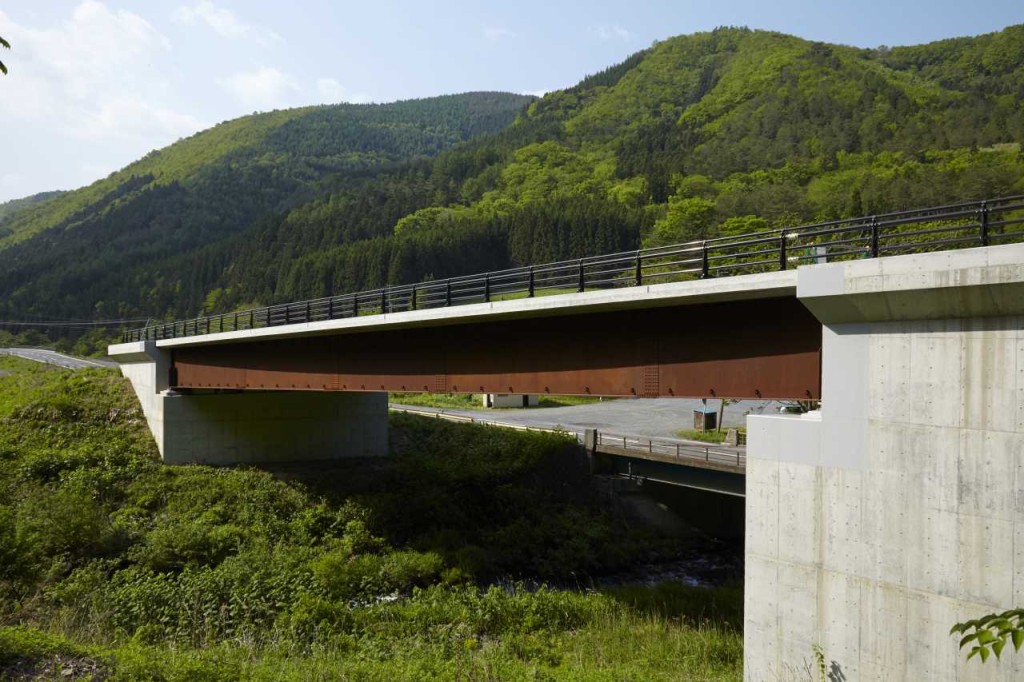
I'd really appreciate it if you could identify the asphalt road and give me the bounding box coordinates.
[0,348,118,370]
[390,396,787,443]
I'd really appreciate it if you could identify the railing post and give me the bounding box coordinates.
[700,241,710,278]
[869,217,879,258]
[233,312,237,331]
[445,279,452,307]
[779,231,787,271]
[219,316,224,333]
[979,201,989,247]
[381,289,387,314]
[411,285,417,311]
[528,267,535,298]
[327,297,334,319]
[483,274,490,303]
[635,250,642,286]
[352,295,358,317]
[250,310,254,329]
[284,305,290,325]
[306,300,312,321]
[577,258,585,293]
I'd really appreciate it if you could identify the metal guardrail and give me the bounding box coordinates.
[388,405,745,470]
[122,196,1024,343]
[595,431,745,469]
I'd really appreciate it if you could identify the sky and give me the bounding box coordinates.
[0,0,1021,204]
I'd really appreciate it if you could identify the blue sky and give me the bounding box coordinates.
[0,0,1021,203]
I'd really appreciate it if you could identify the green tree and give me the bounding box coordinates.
[0,35,9,75]
[646,196,717,246]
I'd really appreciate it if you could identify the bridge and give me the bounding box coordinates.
[109,196,1024,681]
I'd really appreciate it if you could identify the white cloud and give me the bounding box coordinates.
[221,66,300,110]
[589,24,634,41]
[0,2,203,142]
[482,26,516,41]
[74,96,205,142]
[316,77,372,104]
[0,2,207,200]
[172,1,282,45]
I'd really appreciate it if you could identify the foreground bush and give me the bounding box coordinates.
[0,357,742,680]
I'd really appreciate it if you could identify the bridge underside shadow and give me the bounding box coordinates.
[172,297,821,401]
[606,456,745,497]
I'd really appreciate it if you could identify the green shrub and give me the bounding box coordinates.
[16,481,125,562]
[0,359,743,680]
[312,548,443,601]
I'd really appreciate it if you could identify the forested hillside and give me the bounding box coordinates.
[0,93,533,327]
[0,191,65,231]
[3,25,1024,338]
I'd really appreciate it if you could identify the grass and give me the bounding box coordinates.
[0,598,742,680]
[675,428,727,444]
[0,356,742,681]
[391,391,483,410]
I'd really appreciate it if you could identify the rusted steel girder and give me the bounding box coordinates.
[171,297,821,400]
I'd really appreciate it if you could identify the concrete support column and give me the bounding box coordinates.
[744,245,1024,681]
[109,341,388,464]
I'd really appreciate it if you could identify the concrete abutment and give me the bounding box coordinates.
[109,341,388,464]
[744,244,1024,681]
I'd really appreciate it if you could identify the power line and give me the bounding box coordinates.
[0,311,151,323]
[0,319,148,328]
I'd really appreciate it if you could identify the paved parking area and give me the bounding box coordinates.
[391,396,788,442]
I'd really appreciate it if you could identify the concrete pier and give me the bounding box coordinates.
[744,245,1024,681]
[109,341,388,464]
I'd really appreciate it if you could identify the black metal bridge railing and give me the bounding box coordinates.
[122,195,1024,343]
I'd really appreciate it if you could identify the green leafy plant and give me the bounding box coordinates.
[951,608,1024,662]
[812,643,827,682]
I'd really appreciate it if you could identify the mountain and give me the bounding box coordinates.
[0,92,533,323]
[2,26,1023,342]
[0,191,65,230]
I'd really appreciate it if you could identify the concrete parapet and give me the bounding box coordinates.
[798,243,1024,324]
[745,243,1024,681]
[141,270,799,350]
[108,342,387,464]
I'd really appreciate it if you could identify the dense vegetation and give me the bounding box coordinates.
[3,25,1024,340]
[0,357,741,679]
[0,93,533,327]
[0,192,65,232]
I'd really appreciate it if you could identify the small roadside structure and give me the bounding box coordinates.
[692,405,717,432]
[482,394,539,408]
